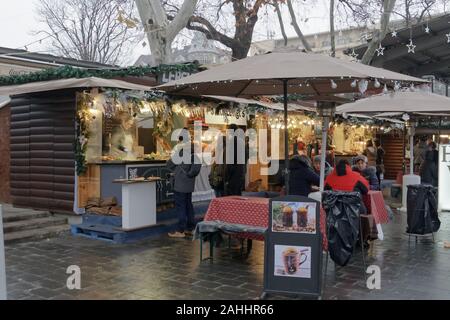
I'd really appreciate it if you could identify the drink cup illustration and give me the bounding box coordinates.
[282,248,308,275]
[282,206,293,228]
[297,206,308,228]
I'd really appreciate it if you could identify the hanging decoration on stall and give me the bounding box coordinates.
[406,39,416,54]
[75,93,93,176]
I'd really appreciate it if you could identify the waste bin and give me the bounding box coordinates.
[406,184,440,235]
[322,191,361,267]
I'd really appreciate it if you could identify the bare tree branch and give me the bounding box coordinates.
[35,0,137,65]
[273,1,288,46]
[286,0,312,51]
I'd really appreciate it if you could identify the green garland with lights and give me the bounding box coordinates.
[0,63,201,86]
[75,93,92,176]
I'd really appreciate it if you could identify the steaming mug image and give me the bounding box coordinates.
[282,248,308,275]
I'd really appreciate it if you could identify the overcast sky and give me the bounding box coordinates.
[0,0,343,65]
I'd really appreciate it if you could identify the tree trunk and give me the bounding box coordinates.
[274,1,288,46]
[286,0,312,51]
[232,45,251,60]
[330,0,336,57]
[135,0,197,65]
[360,0,396,65]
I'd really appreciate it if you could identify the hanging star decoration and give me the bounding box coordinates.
[349,49,359,61]
[446,32,450,43]
[376,43,385,56]
[406,39,416,53]
[425,25,430,34]
[391,30,398,37]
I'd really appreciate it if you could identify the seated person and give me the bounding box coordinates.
[325,159,369,214]
[285,155,320,197]
[352,155,380,190]
[313,155,332,177]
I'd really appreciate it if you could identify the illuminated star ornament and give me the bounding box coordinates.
[391,30,398,37]
[349,49,359,61]
[376,43,385,56]
[446,32,450,43]
[425,25,430,34]
[406,39,416,53]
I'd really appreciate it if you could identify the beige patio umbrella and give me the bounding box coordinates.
[157,50,427,194]
[336,90,450,175]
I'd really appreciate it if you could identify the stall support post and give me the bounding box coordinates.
[401,123,421,212]
[320,117,330,192]
[0,205,7,300]
[410,125,415,176]
[283,79,290,195]
[317,102,336,193]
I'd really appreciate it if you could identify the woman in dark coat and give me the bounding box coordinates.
[287,155,320,196]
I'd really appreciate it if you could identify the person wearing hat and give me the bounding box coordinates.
[352,155,380,190]
[312,155,332,178]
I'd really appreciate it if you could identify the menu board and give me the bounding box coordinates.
[262,195,323,299]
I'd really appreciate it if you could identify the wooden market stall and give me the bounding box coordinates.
[0,63,201,214]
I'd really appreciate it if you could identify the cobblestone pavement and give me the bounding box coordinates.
[4,210,450,300]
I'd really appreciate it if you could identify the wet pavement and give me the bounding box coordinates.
[4,209,450,300]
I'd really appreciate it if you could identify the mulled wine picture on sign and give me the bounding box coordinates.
[272,201,317,234]
[274,245,312,279]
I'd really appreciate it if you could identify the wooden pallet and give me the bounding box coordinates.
[71,224,126,243]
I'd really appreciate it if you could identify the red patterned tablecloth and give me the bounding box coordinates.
[204,196,328,250]
[363,191,389,225]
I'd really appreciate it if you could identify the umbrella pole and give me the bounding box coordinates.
[410,125,415,175]
[320,117,330,192]
[283,79,290,195]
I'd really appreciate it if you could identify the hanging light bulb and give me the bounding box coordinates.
[331,79,338,89]
[374,78,381,88]
[351,79,357,88]
[358,79,368,94]
[383,84,389,94]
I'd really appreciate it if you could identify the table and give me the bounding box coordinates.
[199,196,328,255]
[113,178,160,230]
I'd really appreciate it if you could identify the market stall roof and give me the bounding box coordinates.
[157,50,427,97]
[0,77,152,96]
[0,95,10,109]
[347,13,450,80]
[336,90,450,115]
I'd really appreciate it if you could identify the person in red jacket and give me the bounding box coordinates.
[325,159,369,214]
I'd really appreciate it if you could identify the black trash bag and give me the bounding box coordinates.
[322,191,361,267]
[407,185,440,234]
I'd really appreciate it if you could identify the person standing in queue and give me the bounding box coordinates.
[224,124,246,196]
[167,139,202,238]
[209,135,226,197]
[374,139,385,189]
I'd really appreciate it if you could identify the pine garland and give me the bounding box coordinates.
[0,63,200,86]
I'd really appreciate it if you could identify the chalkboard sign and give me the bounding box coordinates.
[262,195,323,299]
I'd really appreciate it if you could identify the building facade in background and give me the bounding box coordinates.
[135,33,231,67]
